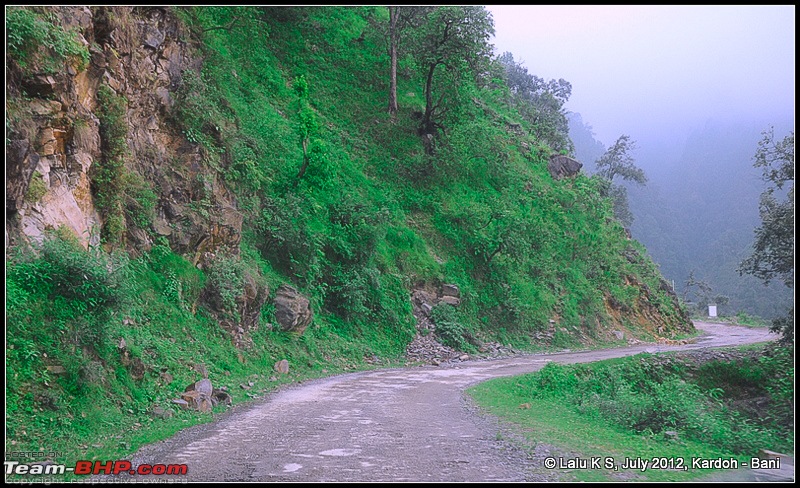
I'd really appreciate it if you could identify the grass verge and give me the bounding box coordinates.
[467,345,793,482]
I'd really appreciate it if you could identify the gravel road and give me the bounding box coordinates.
[125,322,787,482]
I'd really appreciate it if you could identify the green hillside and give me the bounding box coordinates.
[5,6,691,460]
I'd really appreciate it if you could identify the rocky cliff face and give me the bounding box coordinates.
[6,6,241,263]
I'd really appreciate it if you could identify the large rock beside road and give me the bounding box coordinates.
[274,285,313,334]
[274,359,289,374]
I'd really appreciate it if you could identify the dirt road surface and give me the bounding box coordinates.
[125,322,790,482]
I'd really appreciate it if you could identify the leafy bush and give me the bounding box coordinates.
[7,7,90,75]
[93,84,129,244]
[431,302,476,351]
[24,171,48,203]
[146,238,205,309]
[256,193,323,284]
[8,230,130,315]
[528,361,581,396]
[515,351,793,454]
[759,346,794,439]
[203,253,248,320]
[202,252,267,323]
[584,377,710,432]
[325,192,388,265]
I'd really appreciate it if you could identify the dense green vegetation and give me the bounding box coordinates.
[737,128,794,341]
[6,6,692,461]
[469,344,793,481]
[6,6,89,75]
[92,85,130,244]
[6,233,380,461]
[167,5,686,343]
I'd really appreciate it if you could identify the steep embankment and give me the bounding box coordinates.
[6,6,692,460]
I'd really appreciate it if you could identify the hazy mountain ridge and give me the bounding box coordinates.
[569,112,794,319]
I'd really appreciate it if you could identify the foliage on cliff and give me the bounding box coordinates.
[5,6,692,459]
[165,6,691,344]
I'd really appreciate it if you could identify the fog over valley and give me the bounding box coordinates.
[489,5,795,319]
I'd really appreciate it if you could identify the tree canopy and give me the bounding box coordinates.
[595,135,646,185]
[739,128,794,288]
[409,6,494,143]
[497,52,573,153]
[738,128,794,341]
[593,134,647,227]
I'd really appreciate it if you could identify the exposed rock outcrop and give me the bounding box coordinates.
[179,367,232,412]
[602,247,694,339]
[410,282,462,324]
[274,285,314,335]
[547,154,583,180]
[274,359,289,374]
[6,6,241,260]
[7,6,257,349]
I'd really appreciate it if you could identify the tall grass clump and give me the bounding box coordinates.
[514,351,792,454]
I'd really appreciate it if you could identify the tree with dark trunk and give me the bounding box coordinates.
[408,6,494,151]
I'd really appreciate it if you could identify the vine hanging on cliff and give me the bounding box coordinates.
[293,75,318,180]
[92,84,129,245]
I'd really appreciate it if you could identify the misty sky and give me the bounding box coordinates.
[486,5,795,148]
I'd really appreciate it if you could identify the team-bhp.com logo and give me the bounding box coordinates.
[5,460,188,476]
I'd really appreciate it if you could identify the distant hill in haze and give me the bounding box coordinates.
[569,113,794,319]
